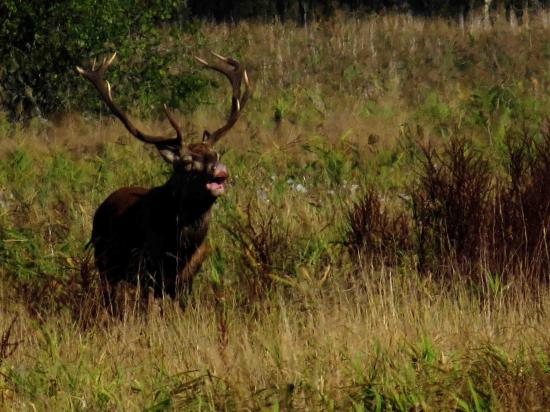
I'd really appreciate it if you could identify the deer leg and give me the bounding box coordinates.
[175,242,209,308]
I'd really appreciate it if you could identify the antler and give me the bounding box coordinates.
[195,52,250,145]
[76,53,182,156]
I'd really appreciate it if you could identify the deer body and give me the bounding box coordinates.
[77,53,249,307]
[92,184,212,299]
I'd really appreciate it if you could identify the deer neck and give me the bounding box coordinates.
[163,176,216,227]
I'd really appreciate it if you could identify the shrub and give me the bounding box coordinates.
[343,127,549,284]
[408,128,550,284]
[411,136,493,277]
[222,197,295,303]
[490,129,550,281]
[344,186,411,267]
[0,0,206,120]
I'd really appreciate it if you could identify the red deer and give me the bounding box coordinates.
[76,52,250,308]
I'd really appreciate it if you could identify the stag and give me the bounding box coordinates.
[77,52,250,308]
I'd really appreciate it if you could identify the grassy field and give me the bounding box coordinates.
[0,12,549,411]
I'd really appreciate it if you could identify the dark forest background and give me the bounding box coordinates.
[188,0,548,21]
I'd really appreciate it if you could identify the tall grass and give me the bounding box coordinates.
[0,11,549,410]
[0,272,548,410]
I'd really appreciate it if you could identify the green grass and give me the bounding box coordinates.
[0,12,549,411]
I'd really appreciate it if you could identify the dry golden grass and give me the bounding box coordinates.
[1,12,550,411]
[0,271,548,410]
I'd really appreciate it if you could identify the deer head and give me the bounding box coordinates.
[76,52,250,199]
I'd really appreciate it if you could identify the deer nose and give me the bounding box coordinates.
[212,163,228,179]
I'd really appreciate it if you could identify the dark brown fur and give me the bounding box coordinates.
[92,144,224,306]
[77,52,249,309]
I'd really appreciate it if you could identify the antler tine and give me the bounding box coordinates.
[194,53,240,85]
[102,52,117,72]
[240,69,251,106]
[76,53,183,157]
[211,51,240,67]
[210,51,229,62]
[163,104,183,143]
[195,52,251,144]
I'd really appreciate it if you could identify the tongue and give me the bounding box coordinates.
[207,182,224,190]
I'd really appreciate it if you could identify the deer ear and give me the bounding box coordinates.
[158,148,180,164]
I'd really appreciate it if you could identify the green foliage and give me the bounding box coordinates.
[0,0,207,120]
[360,101,395,121]
[0,13,549,410]
[300,137,360,187]
[273,95,292,123]
[0,142,165,285]
[413,92,452,132]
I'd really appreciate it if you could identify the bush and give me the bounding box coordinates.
[344,186,411,267]
[411,137,493,276]
[0,0,207,120]
[409,129,550,283]
[222,197,295,303]
[346,125,550,285]
[490,129,550,281]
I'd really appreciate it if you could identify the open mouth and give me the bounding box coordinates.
[206,176,227,194]
[206,164,228,196]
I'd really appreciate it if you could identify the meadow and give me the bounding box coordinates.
[0,12,549,410]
